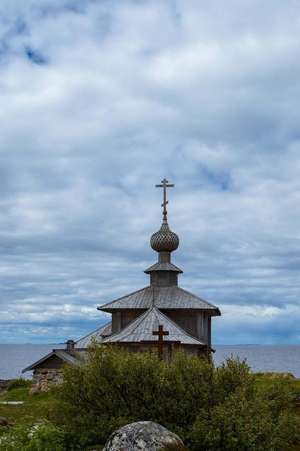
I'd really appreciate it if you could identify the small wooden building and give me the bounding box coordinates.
[22,342,83,392]
[23,179,221,390]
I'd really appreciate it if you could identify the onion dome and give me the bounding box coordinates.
[150,220,179,253]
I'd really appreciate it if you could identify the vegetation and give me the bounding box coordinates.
[0,421,67,451]
[1,346,300,450]
[7,379,32,392]
[54,346,300,450]
[0,387,57,427]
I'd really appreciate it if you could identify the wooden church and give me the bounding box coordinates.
[23,180,221,390]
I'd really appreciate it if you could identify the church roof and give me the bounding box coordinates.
[76,321,112,348]
[98,285,220,315]
[102,306,205,346]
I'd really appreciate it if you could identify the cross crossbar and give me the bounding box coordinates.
[155,178,174,221]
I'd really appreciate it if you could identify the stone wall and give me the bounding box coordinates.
[31,368,63,393]
[0,379,12,392]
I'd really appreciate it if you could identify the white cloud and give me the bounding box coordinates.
[0,0,300,343]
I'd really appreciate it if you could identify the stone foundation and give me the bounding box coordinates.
[31,369,63,393]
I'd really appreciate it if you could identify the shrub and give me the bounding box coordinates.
[0,420,69,451]
[7,378,31,391]
[189,388,289,451]
[53,345,300,451]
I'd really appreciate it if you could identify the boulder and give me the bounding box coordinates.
[0,417,9,427]
[103,421,184,451]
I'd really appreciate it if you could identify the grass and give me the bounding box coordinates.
[0,385,57,428]
[254,372,300,390]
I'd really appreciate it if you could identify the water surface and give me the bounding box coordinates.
[1,344,300,379]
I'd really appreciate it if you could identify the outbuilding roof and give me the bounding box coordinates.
[22,349,82,373]
[102,306,206,346]
[98,285,220,315]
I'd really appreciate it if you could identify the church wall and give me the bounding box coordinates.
[121,310,144,329]
[112,310,144,333]
[208,316,211,348]
[196,313,207,343]
[150,271,178,287]
[161,310,211,346]
[161,309,198,338]
[112,312,121,333]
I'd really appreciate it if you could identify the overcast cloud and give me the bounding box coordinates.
[1,0,300,344]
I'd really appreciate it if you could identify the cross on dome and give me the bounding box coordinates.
[155,178,174,222]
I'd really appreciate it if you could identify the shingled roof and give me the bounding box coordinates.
[76,321,112,348]
[102,306,206,346]
[98,285,220,315]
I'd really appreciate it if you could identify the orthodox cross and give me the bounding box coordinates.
[152,324,169,359]
[155,178,174,221]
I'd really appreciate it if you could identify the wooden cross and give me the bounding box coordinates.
[152,324,169,359]
[155,178,174,221]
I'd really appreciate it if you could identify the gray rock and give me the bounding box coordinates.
[103,421,183,451]
[0,417,9,427]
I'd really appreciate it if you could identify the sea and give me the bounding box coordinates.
[1,344,300,380]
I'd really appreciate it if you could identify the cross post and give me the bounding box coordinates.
[152,324,169,359]
[155,178,174,221]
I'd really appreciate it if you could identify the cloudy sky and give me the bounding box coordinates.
[1,0,300,344]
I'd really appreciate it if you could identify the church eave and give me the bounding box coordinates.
[98,285,221,314]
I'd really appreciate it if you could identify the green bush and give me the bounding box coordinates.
[0,420,69,451]
[52,346,300,450]
[7,378,31,391]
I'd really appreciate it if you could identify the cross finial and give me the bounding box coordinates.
[155,178,174,222]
